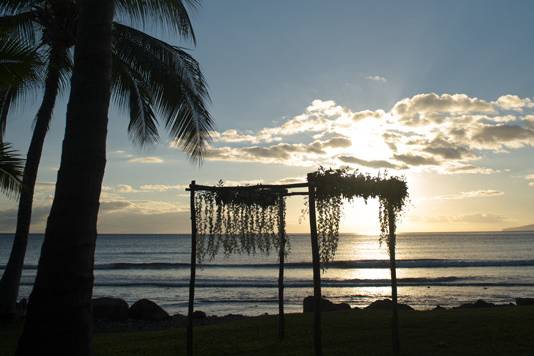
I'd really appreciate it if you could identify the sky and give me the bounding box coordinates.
[2,0,534,234]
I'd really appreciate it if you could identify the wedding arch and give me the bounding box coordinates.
[184,168,408,356]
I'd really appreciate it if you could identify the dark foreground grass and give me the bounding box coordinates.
[2,306,534,355]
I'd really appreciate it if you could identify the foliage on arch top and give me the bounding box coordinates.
[194,182,287,262]
[307,167,409,264]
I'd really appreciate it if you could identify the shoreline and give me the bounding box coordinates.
[83,295,534,333]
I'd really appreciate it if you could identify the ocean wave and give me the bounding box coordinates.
[9,259,534,271]
[19,276,534,288]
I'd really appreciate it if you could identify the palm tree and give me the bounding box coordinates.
[16,0,211,353]
[0,0,211,316]
[15,0,115,350]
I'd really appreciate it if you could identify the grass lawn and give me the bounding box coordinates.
[2,306,534,355]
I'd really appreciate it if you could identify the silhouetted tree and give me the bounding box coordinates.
[15,0,211,354]
[0,0,210,316]
[14,0,115,352]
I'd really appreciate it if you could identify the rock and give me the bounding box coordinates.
[433,305,447,311]
[303,296,352,313]
[456,299,495,309]
[92,297,129,321]
[516,297,534,306]
[172,313,187,319]
[365,299,414,311]
[128,299,169,321]
[192,310,207,319]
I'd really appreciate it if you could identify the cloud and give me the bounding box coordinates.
[419,137,475,160]
[212,129,280,144]
[471,124,534,149]
[197,100,357,146]
[338,155,405,169]
[97,211,190,234]
[0,201,190,233]
[495,95,534,111]
[322,137,352,148]
[431,190,504,200]
[366,75,387,83]
[441,164,497,175]
[100,200,133,212]
[187,93,534,175]
[392,93,495,126]
[128,156,164,164]
[0,186,189,232]
[205,137,354,166]
[0,206,51,232]
[416,213,508,224]
[525,174,534,187]
[452,213,508,224]
[139,184,186,192]
[116,184,136,193]
[275,176,306,184]
[393,153,439,166]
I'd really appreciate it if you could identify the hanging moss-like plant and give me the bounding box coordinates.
[377,173,408,254]
[194,183,288,262]
[308,167,408,265]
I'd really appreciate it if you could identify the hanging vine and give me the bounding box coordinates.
[192,168,408,266]
[377,173,408,256]
[194,183,288,262]
[308,167,409,265]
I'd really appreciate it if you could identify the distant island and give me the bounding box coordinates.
[503,224,534,232]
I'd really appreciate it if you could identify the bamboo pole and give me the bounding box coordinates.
[278,195,286,340]
[186,182,309,192]
[387,203,400,356]
[307,174,323,356]
[186,181,197,356]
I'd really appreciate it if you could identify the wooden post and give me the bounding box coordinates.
[307,174,323,356]
[387,203,400,356]
[278,194,286,340]
[186,181,197,356]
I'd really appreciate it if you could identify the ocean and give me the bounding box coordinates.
[1,232,534,316]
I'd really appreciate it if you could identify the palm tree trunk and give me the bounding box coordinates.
[0,46,65,318]
[388,205,400,356]
[15,0,114,354]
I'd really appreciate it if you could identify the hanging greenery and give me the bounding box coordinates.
[194,182,288,262]
[308,167,409,264]
[377,173,408,256]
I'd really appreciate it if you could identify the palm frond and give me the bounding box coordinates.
[0,36,42,141]
[0,0,38,15]
[114,0,198,44]
[0,12,38,46]
[112,22,212,161]
[49,46,73,92]
[0,88,16,140]
[112,53,159,146]
[0,142,23,198]
[0,35,42,87]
